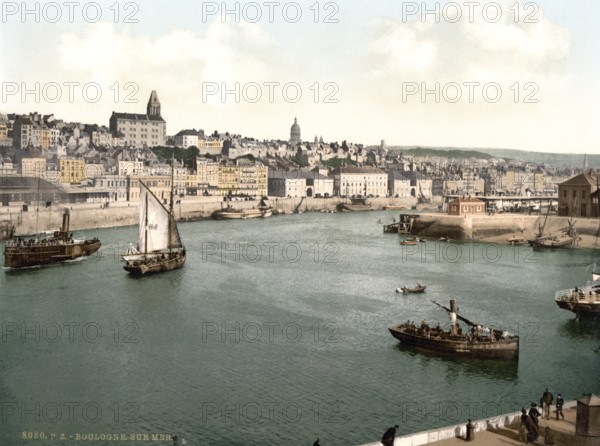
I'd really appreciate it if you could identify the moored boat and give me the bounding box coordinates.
[212,206,268,219]
[3,209,101,269]
[528,213,579,248]
[555,271,600,319]
[507,235,526,245]
[212,198,272,220]
[399,239,417,246]
[528,228,579,248]
[388,300,519,360]
[336,196,373,212]
[336,202,373,212]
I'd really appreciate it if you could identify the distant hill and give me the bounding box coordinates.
[476,148,598,167]
[387,146,599,167]
[390,147,493,160]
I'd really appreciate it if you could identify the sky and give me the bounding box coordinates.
[1,0,599,154]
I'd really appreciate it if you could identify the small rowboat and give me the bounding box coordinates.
[396,284,427,294]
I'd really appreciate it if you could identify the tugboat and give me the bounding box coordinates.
[388,300,519,360]
[3,209,101,269]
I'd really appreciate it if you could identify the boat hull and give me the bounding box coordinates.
[388,326,519,360]
[555,298,600,319]
[123,252,186,276]
[336,203,373,212]
[4,240,101,268]
[397,286,426,293]
[528,238,576,248]
[213,209,271,220]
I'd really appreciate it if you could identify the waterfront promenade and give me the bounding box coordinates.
[359,403,584,446]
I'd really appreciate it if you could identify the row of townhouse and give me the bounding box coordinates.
[14,152,573,202]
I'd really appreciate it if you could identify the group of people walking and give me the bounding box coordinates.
[520,388,565,444]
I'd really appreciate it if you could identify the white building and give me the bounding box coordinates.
[174,129,200,148]
[333,166,388,197]
[268,170,334,198]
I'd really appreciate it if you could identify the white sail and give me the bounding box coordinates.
[138,182,171,253]
[170,214,183,248]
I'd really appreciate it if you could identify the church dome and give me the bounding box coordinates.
[290,118,300,133]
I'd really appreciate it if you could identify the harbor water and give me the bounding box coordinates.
[1,211,599,445]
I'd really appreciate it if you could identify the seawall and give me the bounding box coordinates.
[357,400,578,446]
[410,213,600,248]
[0,196,422,235]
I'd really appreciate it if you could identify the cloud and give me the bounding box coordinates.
[366,2,571,83]
[57,21,275,86]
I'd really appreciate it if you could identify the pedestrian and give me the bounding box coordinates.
[381,424,398,446]
[544,427,556,445]
[521,407,538,443]
[542,388,554,419]
[556,394,564,420]
[529,403,541,427]
[519,408,528,443]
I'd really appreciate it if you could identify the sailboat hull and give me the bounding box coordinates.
[123,251,186,275]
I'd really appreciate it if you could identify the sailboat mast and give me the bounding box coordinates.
[144,189,148,260]
[169,158,174,253]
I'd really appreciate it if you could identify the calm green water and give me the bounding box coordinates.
[1,212,599,445]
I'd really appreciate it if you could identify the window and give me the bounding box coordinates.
[582,190,586,198]
[573,190,576,198]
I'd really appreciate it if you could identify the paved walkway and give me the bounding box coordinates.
[428,407,577,446]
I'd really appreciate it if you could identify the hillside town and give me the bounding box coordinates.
[0,91,595,215]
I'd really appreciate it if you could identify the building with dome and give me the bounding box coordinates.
[289,117,301,147]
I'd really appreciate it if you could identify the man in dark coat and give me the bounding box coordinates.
[542,388,554,419]
[381,424,398,446]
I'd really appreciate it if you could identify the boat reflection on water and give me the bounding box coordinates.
[558,318,600,341]
[393,343,519,381]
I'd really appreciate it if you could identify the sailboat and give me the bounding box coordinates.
[122,178,185,275]
[528,203,579,248]
[336,182,372,212]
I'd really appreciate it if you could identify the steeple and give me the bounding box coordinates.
[147,90,161,117]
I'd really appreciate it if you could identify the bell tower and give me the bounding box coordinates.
[147,90,161,117]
